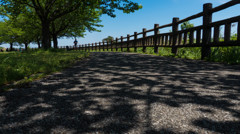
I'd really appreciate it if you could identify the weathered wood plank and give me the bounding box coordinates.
[189,30,194,45]
[184,32,188,45]
[196,29,201,44]
[142,29,147,52]
[224,23,231,42]
[202,3,212,60]
[214,26,220,43]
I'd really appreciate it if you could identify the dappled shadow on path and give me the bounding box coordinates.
[0,52,240,133]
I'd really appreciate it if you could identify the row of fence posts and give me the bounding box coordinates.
[64,3,225,60]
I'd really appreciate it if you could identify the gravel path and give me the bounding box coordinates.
[0,52,240,134]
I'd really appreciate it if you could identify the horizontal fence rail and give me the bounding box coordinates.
[64,0,240,59]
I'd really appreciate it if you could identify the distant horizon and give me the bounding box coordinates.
[1,0,240,48]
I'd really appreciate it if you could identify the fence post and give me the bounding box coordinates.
[97,42,99,51]
[94,43,96,51]
[102,41,105,51]
[134,32,138,52]
[111,40,113,51]
[121,36,123,52]
[106,41,109,51]
[88,43,91,51]
[127,34,130,52]
[142,28,147,53]
[116,38,118,52]
[154,24,159,53]
[202,3,212,60]
[172,18,179,55]
[92,43,94,51]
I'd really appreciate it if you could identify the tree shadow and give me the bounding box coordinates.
[0,52,240,133]
[193,118,240,133]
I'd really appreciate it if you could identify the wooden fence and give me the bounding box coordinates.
[65,0,240,59]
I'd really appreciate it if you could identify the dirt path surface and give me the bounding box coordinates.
[0,52,240,134]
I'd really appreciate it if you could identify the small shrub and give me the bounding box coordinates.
[208,47,240,64]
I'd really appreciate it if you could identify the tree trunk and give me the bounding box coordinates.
[24,43,28,51]
[53,34,58,49]
[51,22,58,49]
[42,20,51,49]
[37,37,41,48]
[10,42,13,51]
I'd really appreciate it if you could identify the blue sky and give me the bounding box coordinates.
[1,0,240,48]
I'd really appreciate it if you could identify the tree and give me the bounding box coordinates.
[181,21,194,39]
[1,0,142,49]
[50,6,102,48]
[181,21,194,30]
[102,36,115,43]
[1,4,41,50]
[0,20,23,51]
[11,14,41,50]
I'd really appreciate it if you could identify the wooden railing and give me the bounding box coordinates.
[65,0,240,59]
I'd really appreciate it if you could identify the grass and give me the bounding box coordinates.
[0,49,89,89]
[89,46,240,64]
[209,46,240,64]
